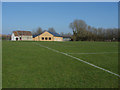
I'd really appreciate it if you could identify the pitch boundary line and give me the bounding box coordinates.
[67,52,118,54]
[34,42,120,78]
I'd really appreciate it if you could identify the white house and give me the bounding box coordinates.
[11,31,33,41]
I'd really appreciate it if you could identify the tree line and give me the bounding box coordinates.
[69,19,119,41]
[32,27,56,35]
[33,19,119,42]
[32,27,72,38]
[2,19,119,41]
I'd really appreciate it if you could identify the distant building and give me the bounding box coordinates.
[2,34,11,40]
[33,31,63,41]
[0,34,2,40]
[62,35,72,41]
[11,31,32,41]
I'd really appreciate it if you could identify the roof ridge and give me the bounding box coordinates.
[33,31,62,38]
[13,31,32,36]
[16,31,19,36]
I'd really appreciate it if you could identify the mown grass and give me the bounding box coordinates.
[2,41,119,88]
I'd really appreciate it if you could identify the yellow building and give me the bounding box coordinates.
[33,31,63,41]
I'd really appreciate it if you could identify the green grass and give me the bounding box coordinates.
[2,41,119,88]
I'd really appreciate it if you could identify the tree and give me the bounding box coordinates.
[60,32,64,36]
[32,27,43,35]
[32,29,36,35]
[48,27,56,32]
[69,19,119,41]
[69,19,88,41]
[36,27,42,34]
[67,32,72,35]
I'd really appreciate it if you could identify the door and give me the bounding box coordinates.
[20,37,22,40]
[16,38,18,41]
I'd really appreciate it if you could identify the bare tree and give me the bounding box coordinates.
[60,32,64,36]
[69,19,88,41]
[32,27,43,35]
[69,19,118,41]
[48,27,56,32]
[36,27,42,34]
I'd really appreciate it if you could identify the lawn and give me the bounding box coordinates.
[2,41,119,88]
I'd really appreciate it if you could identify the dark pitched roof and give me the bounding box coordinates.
[33,31,62,38]
[33,34,41,38]
[47,31,62,37]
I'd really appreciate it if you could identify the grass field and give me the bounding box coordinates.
[2,41,119,88]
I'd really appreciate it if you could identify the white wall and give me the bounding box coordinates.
[22,36,33,41]
[11,33,33,41]
[11,33,16,41]
[11,33,20,41]
[54,37,62,41]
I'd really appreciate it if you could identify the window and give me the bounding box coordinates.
[49,37,51,40]
[45,37,47,40]
[55,38,57,41]
[42,37,44,40]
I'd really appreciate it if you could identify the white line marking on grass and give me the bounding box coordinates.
[34,42,120,78]
[67,52,118,54]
